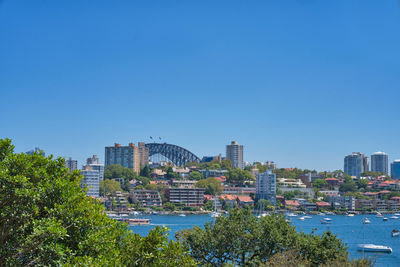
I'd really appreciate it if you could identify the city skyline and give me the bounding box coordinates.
[1,1,400,171]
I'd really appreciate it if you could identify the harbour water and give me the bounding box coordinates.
[130,214,400,266]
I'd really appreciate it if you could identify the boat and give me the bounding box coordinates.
[383,217,388,221]
[321,218,332,224]
[210,197,221,218]
[363,218,371,224]
[286,212,297,217]
[127,218,150,225]
[317,212,326,216]
[357,244,392,253]
[394,213,400,216]
[392,229,400,237]
[390,216,399,219]
[346,213,355,217]
[298,216,305,221]
[178,213,186,217]
[303,216,312,219]
[376,212,383,218]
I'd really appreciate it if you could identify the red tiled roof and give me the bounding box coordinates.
[316,202,331,207]
[203,195,213,200]
[285,200,300,206]
[276,195,284,199]
[220,194,237,201]
[237,195,253,202]
[325,178,339,181]
[391,196,400,200]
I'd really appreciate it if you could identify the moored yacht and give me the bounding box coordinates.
[363,218,371,224]
[357,244,392,253]
[392,229,400,237]
[321,218,332,224]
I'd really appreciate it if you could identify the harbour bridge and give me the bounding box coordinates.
[145,143,201,166]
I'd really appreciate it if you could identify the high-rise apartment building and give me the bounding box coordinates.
[65,157,78,173]
[81,165,101,198]
[105,143,149,173]
[256,170,276,205]
[26,147,45,156]
[138,142,149,167]
[85,155,104,181]
[371,152,389,175]
[391,160,400,179]
[344,152,368,178]
[86,154,100,165]
[226,141,244,169]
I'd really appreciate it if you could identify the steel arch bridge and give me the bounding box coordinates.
[145,143,201,166]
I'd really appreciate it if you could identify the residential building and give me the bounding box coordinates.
[371,152,389,175]
[105,143,141,173]
[130,190,162,207]
[297,173,323,188]
[138,142,149,167]
[26,147,45,156]
[391,160,400,179]
[285,200,300,210]
[80,165,101,198]
[316,202,331,210]
[171,179,197,188]
[223,187,256,195]
[65,157,78,173]
[165,188,205,206]
[199,169,228,178]
[85,155,104,181]
[279,187,315,199]
[278,178,306,188]
[255,170,276,205]
[328,196,355,210]
[344,152,368,178]
[237,195,254,206]
[226,141,244,169]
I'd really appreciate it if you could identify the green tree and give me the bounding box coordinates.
[357,179,369,190]
[0,139,195,266]
[176,208,354,266]
[188,171,203,180]
[104,164,138,191]
[225,168,254,186]
[195,178,222,195]
[313,179,328,189]
[100,179,122,195]
[140,165,151,178]
[339,177,357,193]
[220,159,232,170]
[165,166,180,180]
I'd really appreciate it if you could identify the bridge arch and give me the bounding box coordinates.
[145,143,200,166]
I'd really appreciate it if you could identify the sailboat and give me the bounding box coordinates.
[210,196,221,218]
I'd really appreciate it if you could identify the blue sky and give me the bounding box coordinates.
[1,0,399,171]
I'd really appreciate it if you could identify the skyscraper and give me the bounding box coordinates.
[344,152,368,178]
[226,141,244,169]
[81,165,101,198]
[105,143,148,173]
[371,152,389,175]
[65,157,78,173]
[86,155,104,181]
[256,170,276,205]
[391,160,400,179]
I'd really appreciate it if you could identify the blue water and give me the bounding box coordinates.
[129,214,400,266]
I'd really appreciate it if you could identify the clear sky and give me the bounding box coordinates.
[1,0,399,171]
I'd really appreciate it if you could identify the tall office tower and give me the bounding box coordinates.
[391,160,400,179]
[65,157,78,173]
[80,165,101,198]
[344,152,367,178]
[105,143,140,173]
[371,152,389,174]
[85,155,104,181]
[226,141,244,169]
[138,142,149,167]
[255,170,276,205]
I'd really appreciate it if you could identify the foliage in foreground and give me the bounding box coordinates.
[176,208,373,267]
[0,139,195,266]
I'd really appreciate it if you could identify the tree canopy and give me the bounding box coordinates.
[100,179,122,195]
[188,171,203,180]
[195,177,222,195]
[176,208,369,267]
[225,168,254,186]
[0,139,195,266]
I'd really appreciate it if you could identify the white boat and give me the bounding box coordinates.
[210,211,221,218]
[178,213,186,217]
[298,216,305,221]
[346,213,355,217]
[392,229,400,237]
[383,217,388,221]
[321,218,332,224]
[363,218,371,224]
[317,212,326,216]
[303,216,312,219]
[394,213,400,216]
[376,212,383,218]
[286,212,297,217]
[390,216,399,219]
[357,244,392,253]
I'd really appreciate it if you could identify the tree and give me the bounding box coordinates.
[339,177,357,193]
[188,171,203,180]
[0,139,195,266]
[220,159,232,170]
[357,179,369,190]
[100,179,122,195]
[104,164,137,191]
[225,168,254,186]
[165,166,180,180]
[176,208,355,266]
[195,178,222,195]
[313,179,328,189]
[140,165,151,178]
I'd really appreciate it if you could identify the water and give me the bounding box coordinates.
[129,214,400,266]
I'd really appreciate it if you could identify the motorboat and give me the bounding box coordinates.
[178,213,186,217]
[363,218,371,224]
[317,212,326,216]
[298,216,305,221]
[321,218,332,224]
[346,213,355,217]
[303,216,312,219]
[390,216,399,219]
[394,213,400,216]
[392,229,400,237]
[383,217,388,221]
[286,212,297,217]
[357,244,392,253]
[210,211,221,218]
